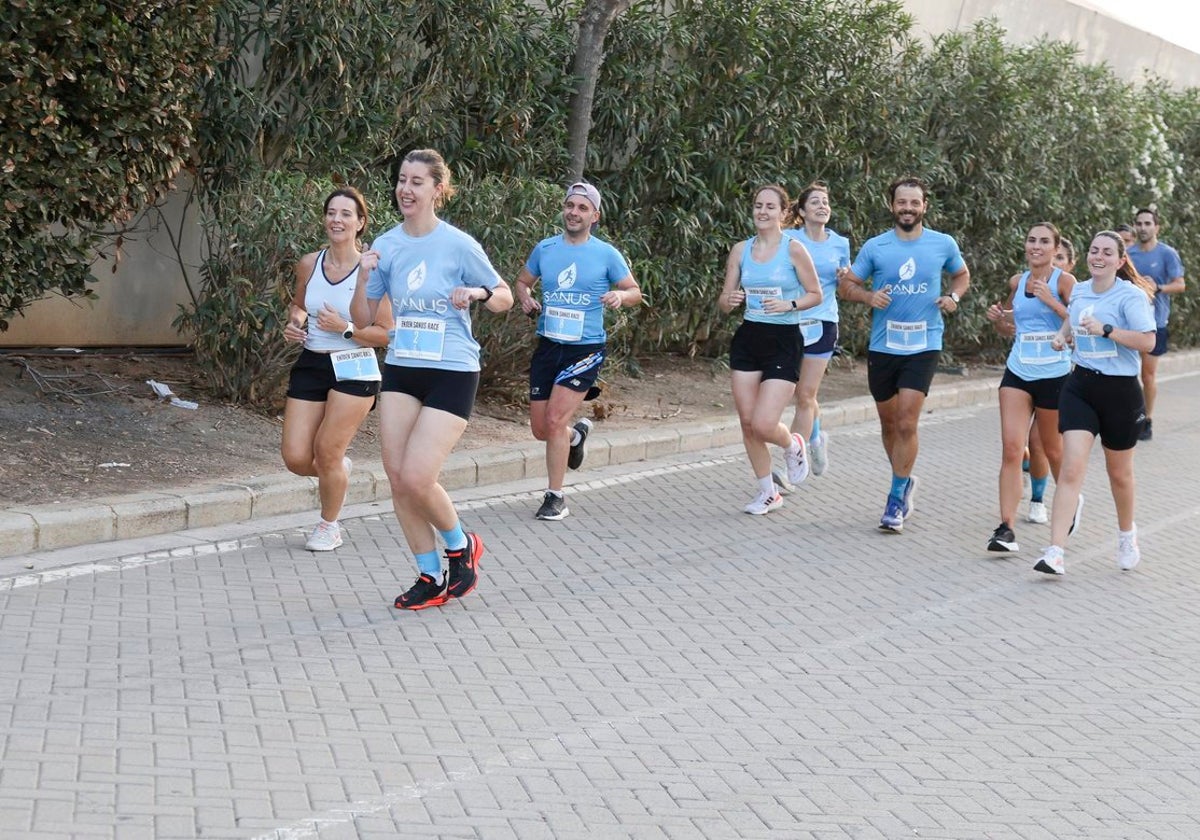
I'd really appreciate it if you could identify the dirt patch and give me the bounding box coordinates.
[0,349,999,508]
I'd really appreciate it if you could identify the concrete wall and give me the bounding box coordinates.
[4,0,1198,347]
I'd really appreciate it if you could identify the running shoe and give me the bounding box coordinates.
[1033,545,1065,576]
[535,491,569,521]
[987,522,1019,553]
[744,491,783,515]
[879,494,905,532]
[305,520,343,551]
[1117,529,1141,571]
[771,469,793,496]
[446,532,485,598]
[1068,493,1084,537]
[810,430,829,476]
[567,418,593,470]
[900,475,919,520]
[1138,418,1153,441]
[1026,500,1048,524]
[785,433,810,485]
[394,573,450,610]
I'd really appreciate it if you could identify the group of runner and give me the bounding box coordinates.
[277,151,1185,609]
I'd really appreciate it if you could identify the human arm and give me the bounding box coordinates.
[514,266,541,315]
[763,239,822,314]
[986,274,1020,337]
[349,248,383,330]
[718,243,747,313]
[936,266,970,313]
[451,280,514,312]
[837,267,890,309]
[283,253,317,343]
[600,275,642,309]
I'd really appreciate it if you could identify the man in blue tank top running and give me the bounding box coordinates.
[839,176,971,533]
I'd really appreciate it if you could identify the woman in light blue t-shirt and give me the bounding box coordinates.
[1033,231,1155,578]
[351,149,514,610]
[780,182,851,485]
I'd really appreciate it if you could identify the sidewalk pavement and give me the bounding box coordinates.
[3,351,1197,561]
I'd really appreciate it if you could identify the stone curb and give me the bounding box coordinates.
[3,351,1197,558]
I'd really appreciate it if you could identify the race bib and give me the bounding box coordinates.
[885,319,928,352]
[330,348,382,381]
[799,319,823,347]
[1017,331,1063,365]
[392,317,446,361]
[543,306,585,342]
[744,286,782,314]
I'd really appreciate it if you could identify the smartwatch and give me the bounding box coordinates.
[480,285,495,302]
[342,323,355,340]
[949,291,961,304]
[1102,323,1114,338]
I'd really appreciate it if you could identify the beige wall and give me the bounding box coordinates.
[4,0,1198,347]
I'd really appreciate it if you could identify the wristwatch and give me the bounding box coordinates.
[949,291,961,304]
[342,323,355,340]
[1102,323,1114,338]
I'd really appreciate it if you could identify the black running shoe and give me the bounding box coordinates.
[987,522,1019,553]
[394,573,449,610]
[567,418,593,470]
[535,491,569,521]
[446,532,484,599]
[1138,418,1152,441]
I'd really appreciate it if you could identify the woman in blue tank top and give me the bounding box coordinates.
[717,184,822,516]
[983,222,1075,555]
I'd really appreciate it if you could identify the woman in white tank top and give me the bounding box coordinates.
[281,187,394,551]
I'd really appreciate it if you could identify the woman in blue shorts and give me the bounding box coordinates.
[282,187,394,552]
[983,222,1075,554]
[351,149,514,609]
[1033,231,1155,576]
[779,181,850,484]
[718,184,822,515]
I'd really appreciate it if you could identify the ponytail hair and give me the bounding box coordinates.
[1097,230,1156,300]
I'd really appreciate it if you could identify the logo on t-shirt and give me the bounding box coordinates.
[557,263,578,290]
[406,261,427,291]
[899,257,916,282]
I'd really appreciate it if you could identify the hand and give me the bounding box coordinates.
[518,289,541,316]
[1078,314,1099,336]
[936,295,958,313]
[359,248,381,273]
[869,286,892,310]
[283,319,307,343]
[724,288,746,308]
[761,296,791,314]
[985,303,1004,322]
[316,302,345,333]
[450,286,481,309]
[600,289,624,309]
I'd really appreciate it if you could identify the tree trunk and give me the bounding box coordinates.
[566,0,633,183]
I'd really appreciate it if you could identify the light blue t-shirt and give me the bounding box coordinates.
[1006,268,1071,381]
[851,228,967,355]
[784,227,848,325]
[1068,279,1155,377]
[366,221,503,372]
[739,236,804,326]
[1127,242,1184,327]
[526,235,632,345]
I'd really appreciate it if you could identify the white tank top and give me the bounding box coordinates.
[303,249,361,352]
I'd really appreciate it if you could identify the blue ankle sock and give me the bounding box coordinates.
[889,474,909,499]
[1030,476,1048,503]
[811,417,822,443]
[415,550,442,578]
[439,523,467,552]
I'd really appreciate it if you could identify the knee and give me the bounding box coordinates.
[794,386,818,411]
[750,418,780,441]
[281,446,312,476]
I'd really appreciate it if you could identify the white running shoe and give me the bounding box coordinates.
[784,433,809,485]
[1033,545,1065,576]
[1117,529,1141,571]
[744,491,783,515]
[305,520,343,551]
[809,430,829,476]
[1026,500,1048,524]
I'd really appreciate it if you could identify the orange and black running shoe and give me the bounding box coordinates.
[446,532,484,599]
[394,573,449,610]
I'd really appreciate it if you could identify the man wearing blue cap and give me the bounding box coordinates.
[514,182,642,520]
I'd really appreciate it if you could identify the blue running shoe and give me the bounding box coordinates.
[901,475,919,520]
[879,494,905,532]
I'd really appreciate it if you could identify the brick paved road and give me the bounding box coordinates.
[3,373,1200,839]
